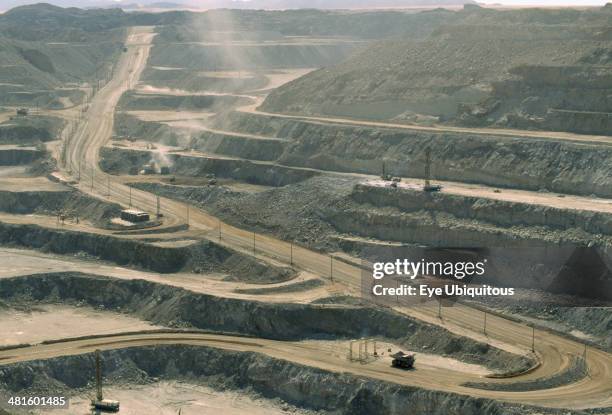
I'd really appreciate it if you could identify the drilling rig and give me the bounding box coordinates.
[422,147,442,192]
[91,350,120,413]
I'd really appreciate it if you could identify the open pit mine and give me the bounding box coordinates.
[0,2,610,415]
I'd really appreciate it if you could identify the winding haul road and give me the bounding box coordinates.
[18,26,611,411]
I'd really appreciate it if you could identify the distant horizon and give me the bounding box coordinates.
[0,0,610,12]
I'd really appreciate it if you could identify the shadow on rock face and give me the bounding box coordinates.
[345,387,388,415]
[547,246,612,301]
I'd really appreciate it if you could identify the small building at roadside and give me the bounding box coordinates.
[120,209,150,223]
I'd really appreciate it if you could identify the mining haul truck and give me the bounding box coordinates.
[391,351,415,369]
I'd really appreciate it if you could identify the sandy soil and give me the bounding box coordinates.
[151,66,185,71]
[126,116,290,145]
[250,68,316,92]
[0,166,32,178]
[125,110,213,122]
[198,70,255,79]
[121,175,274,193]
[364,179,612,214]
[0,144,37,151]
[0,305,160,346]
[5,330,610,410]
[136,85,255,99]
[110,217,137,227]
[223,181,274,193]
[0,177,67,192]
[111,140,184,152]
[299,339,491,376]
[0,248,331,304]
[40,381,309,415]
[0,110,13,123]
[245,106,612,146]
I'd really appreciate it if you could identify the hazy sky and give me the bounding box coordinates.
[201,0,610,6]
[0,0,609,10]
[477,0,606,5]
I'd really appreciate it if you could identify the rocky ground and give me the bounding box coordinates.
[259,5,612,136]
[127,179,612,348]
[39,381,316,415]
[0,303,161,347]
[131,176,356,251]
[0,345,581,415]
[0,272,531,373]
[470,292,612,351]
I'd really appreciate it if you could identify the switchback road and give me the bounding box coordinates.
[49,26,612,410]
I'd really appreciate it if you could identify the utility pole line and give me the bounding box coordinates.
[483,311,487,335]
[396,278,399,304]
[425,147,431,189]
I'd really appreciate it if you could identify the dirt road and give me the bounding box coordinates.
[108,142,612,214]
[242,106,612,147]
[1,331,610,410]
[0,247,332,304]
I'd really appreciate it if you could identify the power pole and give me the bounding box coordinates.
[396,278,399,304]
[290,242,293,266]
[330,255,334,282]
[156,196,160,218]
[483,310,487,335]
[424,147,432,189]
[531,325,536,352]
[359,341,364,362]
